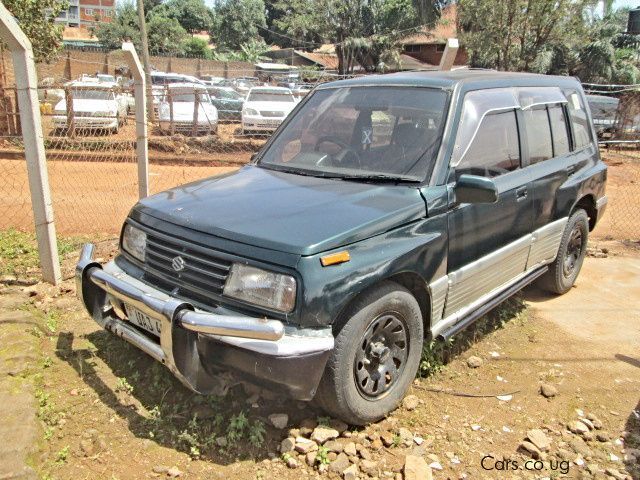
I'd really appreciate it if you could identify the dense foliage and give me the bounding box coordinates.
[87,0,638,82]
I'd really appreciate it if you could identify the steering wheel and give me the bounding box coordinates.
[314,135,362,168]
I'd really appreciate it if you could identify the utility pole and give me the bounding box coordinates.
[136,0,154,121]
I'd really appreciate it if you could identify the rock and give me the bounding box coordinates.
[414,436,424,445]
[358,446,372,460]
[167,467,183,478]
[596,432,611,442]
[371,439,383,450]
[466,356,483,368]
[306,451,318,466]
[152,466,170,474]
[569,437,592,458]
[286,457,298,469]
[527,429,551,451]
[360,459,378,476]
[329,419,349,433]
[398,427,413,445]
[403,395,420,411]
[80,438,94,456]
[325,440,344,453]
[69,389,79,396]
[540,384,558,398]
[268,413,288,430]
[518,441,542,459]
[404,455,433,480]
[568,421,590,435]
[311,426,340,444]
[579,418,595,430]
[344,442,357,456]
[295,437,318,454]
[280,437,295,453]
[381,431,395,447]
[343,464,358,480]
[605,468,627,480]
[329,453,351,474]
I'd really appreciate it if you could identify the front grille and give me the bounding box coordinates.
[142,232,232,300]
[260,110,285,118]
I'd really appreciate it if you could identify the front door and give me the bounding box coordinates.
[444,107,534,319]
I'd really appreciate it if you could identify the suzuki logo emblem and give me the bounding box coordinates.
[171,256,186,272]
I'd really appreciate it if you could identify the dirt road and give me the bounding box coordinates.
[0,246,635,480]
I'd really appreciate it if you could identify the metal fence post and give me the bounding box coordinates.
[0,3,61,284]
[121,42,149,199]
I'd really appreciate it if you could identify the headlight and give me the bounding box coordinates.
[223,264,296,313]
[121,224,147,262]
[243,108,258,116]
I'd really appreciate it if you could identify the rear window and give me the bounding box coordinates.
[523,108,553,164]
[565,90,593,149]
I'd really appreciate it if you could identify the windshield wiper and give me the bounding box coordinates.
[335,173,421,183]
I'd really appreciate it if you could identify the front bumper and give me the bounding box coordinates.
[241,115,284,132]
[76,244,333,399]
[53,115,118,130]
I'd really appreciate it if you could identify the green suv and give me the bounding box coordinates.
[77,70,607,424]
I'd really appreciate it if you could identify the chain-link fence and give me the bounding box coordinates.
[0,50,638,248]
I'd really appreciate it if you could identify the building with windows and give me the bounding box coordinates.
[55,0,116,28]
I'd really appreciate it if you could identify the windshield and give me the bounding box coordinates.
[258,86,448,181]
[248,91,294,103]
[72,89,114,101]
[166,91,210,103]
[210,88,242,100]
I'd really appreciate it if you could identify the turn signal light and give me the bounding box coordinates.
[320,251,351,267]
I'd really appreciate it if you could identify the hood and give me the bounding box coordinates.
[55,98,117,113]
[244,100,296,113]
[133,165,426,256]
[160,101,217,121]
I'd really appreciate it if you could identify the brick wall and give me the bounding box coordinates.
[0,48,255,85]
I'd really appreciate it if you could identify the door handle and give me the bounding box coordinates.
[515,186,528,201]
[566,164,576,176]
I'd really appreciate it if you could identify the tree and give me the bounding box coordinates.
[151,0,214,34]
[458,0,597,72]
[3,0,66,63]
[147,15,188,55]
[211,0,267,51]
[94,3,141,51]
[181,37,211,58]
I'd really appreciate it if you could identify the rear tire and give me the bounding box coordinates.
[538,209,589,294]
[315,281,423,425]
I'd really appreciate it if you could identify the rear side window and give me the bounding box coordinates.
[565,90,592,149]
[523,108,553,164]
[457,110,520,178]
[548,106,570,156]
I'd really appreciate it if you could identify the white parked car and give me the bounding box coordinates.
[53,81,126,133]
[241,87,296,135]
[158,83,218,135]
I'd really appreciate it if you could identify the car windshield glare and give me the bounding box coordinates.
[248,91,294,103]
[166,91,209,103]
[258,86,448,181]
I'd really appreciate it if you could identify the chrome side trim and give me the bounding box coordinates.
[444,234,530,317]
[431,218,568,338]
[428,275,448,326]
[527,217,568,269]
[596,195,608,210]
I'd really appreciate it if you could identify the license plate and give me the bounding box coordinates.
[264,119,281,125]
[125,304,162,336]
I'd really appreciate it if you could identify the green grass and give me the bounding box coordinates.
[0,229,87,277]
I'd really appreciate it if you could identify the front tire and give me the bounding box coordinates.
[538,209,589,294]
[315,281,423,425]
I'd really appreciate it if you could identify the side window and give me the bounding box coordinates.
[457,110,520,178]
[548,105,570,156]
[523,107,553,164]
[565,90,593,149]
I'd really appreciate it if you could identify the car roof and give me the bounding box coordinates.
[321,69,582,91]
[166,82,208,90]
[248,86,292,94]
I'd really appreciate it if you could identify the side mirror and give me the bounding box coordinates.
[454,174,498,204]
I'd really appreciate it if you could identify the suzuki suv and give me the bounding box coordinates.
[77,70,607,424]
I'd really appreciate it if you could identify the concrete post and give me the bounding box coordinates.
[122,42,149,199]
[438,38,460,72]
[0,2,61,284]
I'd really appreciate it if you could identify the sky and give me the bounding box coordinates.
[614,0,639,9]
